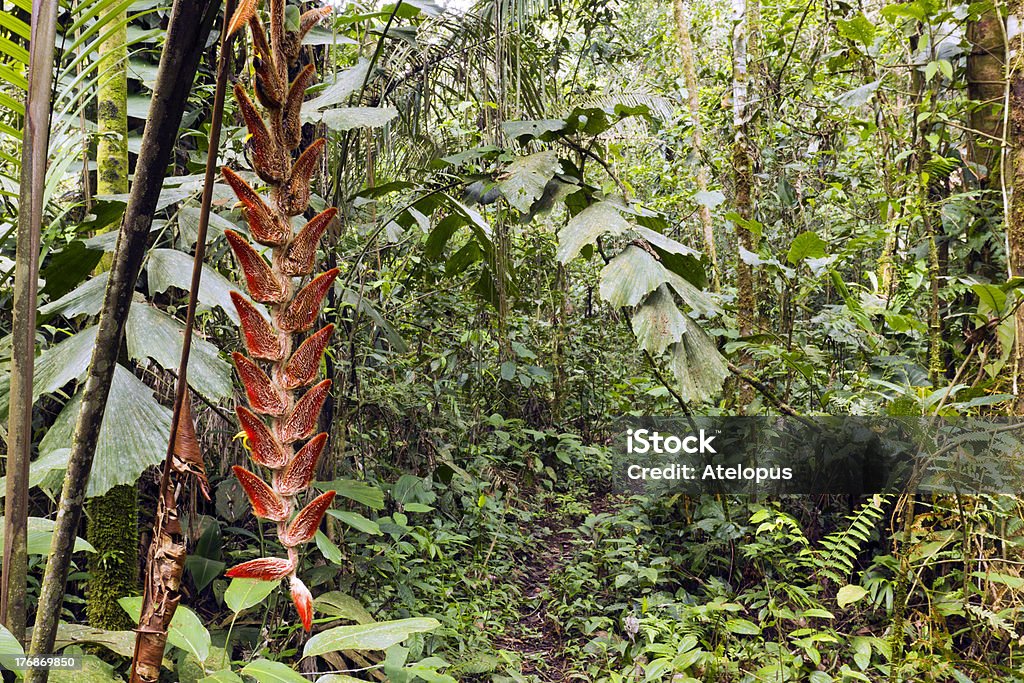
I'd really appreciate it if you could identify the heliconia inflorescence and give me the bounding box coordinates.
[221,0,336,632]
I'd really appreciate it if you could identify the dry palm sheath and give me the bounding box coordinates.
[221,0,335,631]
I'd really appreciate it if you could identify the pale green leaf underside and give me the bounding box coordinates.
[498,150,561,213]
[632,285,688,355]
[599,246,667,308]
[126,302,233,402]
[38,364,171,497]
[556,200,631,263]
[147,248,245,324]
[303,617,441,658]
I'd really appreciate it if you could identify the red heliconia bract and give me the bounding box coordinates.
[224,230,285,302]
[284,324,334,389]
[225,556,295,580]
[231,292,284,361]
[236,406,288,468]
[222,168,289,246]
[279,268,340,332]
[279,380,331,443]
[277,433,328,495]
[280,491,336,547]
[283,208,336,276]
[222,0,335,634]
[289,576,314,631]
[233,352,287,415]
[233,465,290,521]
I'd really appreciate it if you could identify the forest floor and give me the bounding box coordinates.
[494,487,621,681]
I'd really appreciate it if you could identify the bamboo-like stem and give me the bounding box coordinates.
[1,0,59,643]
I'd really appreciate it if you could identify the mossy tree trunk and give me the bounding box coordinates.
[85,9,139,632]
[85,484,138,629]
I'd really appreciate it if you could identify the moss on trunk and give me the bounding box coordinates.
[85,484,138,630]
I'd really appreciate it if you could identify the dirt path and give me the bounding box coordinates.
[494,491,620,681]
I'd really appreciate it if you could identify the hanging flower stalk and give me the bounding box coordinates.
[221,0,336,631]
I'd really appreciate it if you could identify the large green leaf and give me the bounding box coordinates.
[314,591,375,624]
[119,597,211,662]
[198,672,244,683]
[599,246,668,308]
[147,248,245,324]
[52,623,138,659]
[303,618,441,658]
[38,364,171,497]
[177,205,240,246]
[556,200,631,263]
[632,285,688,355]
[240,660,308,683]
[0,517,94,555]
[303,59,370,111]
[497,150,561,213]
[224,578,279,613]
[125,302,233,402]
[39,272,108,318]
[0,623,24,679]
[318,106,398,131]
[0,326,98,421]
[316,479,386,510]
[48,655,124,682]
[667,317,729,403]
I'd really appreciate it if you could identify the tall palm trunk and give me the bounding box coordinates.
[672,0,719,292]
[732,0,757,405]
[0,0,59,643]
[85,8,138,632]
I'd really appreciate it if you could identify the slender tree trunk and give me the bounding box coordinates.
[26,0,221,676]
[1008,0,1024,409]
[911,29,944,384]
[732,0,757,405]
[672,0,720,291]
[0,0,59,644]
[86,6,138,632]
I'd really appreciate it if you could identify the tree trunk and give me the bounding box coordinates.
[85,485,138,630]
[966,8,1006,185]
[26,0,221,676]
[0,0,59,644]
[1008,0,1024,409]
[732,0,757,405]
[672,0,720,291]
[85,6,139,632]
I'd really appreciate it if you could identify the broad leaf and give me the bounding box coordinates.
[327,509,382,535]
[0,517,94,555]
[787,231,828,264]
[303,60,370,111]
[556,201,631,263]
[667,317,729,403]
[317,106,398,131]
[224,578,279,613]
[0,325,98,421]
[599,246,668,308]
[837,584,868,608]
[497,150,561,213]
[119,597,211,662]
[241,660,308,683]
[125,302,233,402]
[632,285,688,355]
[37,364,171,497]
[147,248,246,324]
[314,591,375,624]
[39,272,108,318]
[0,623,24,679]
[303,618,441,658]
[316,479,386,510]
